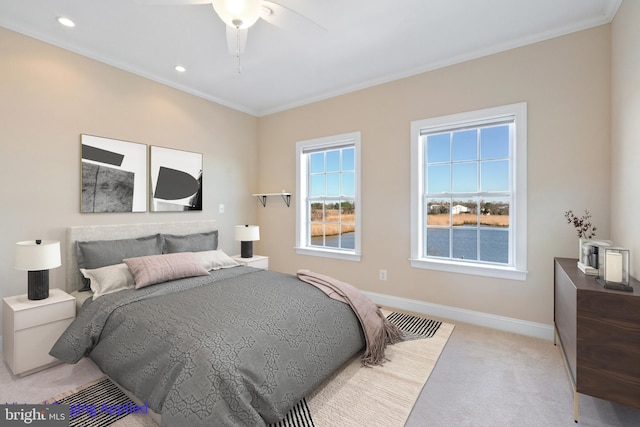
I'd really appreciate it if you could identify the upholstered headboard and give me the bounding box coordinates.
[66,220,217,292]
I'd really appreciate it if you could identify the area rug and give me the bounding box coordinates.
[282,310,454,427]
[45,311,453,427]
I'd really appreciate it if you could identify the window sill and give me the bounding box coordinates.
[409,258,527,281]
[295,247,361,262]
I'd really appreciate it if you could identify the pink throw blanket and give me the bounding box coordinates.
[297,269,404,366]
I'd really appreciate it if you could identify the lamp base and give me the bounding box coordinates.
[28,270,49,300]
[240,241,254,258]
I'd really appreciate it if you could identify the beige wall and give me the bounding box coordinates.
[0,17,622,336]
[0,28,259,319]
[611,0,640,278]
[258,26,612,326]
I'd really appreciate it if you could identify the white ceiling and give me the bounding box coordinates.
[0,0,621,116]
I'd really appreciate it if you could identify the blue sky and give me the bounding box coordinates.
[310,147,355,197]
[426,125,509,194]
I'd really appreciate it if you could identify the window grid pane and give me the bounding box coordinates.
[306,145,356,251]
[423,122,513,266]
[426,228,450,258]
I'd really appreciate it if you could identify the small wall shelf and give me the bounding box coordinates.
[252,193,291,207]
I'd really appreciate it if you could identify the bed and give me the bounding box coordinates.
[50,221,394,426]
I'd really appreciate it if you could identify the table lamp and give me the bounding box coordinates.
[235,225,260,258]
[15,240,61,300]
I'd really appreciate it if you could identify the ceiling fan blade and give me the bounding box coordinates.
[261,0,327,33]
[226,25,248,55]
[133,0,212,5]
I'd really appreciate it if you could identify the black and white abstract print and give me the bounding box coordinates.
[150,146,202,212]
[81,134,147,213]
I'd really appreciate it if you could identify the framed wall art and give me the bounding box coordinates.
[150,146,203,212]
[81,134,147,213]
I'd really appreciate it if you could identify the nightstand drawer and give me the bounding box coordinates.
[13,318,73,374]
[244,257,269,269]
[14,299,75,331]
[232,254,269,269]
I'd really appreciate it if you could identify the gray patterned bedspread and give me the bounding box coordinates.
[50,267,365,426]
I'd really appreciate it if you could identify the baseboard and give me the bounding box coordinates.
[364,291,554,341]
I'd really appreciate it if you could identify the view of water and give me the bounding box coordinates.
[309,229,506,263]
[311,232,355,250]
[427,227,508,263]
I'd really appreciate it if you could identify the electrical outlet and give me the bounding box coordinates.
[379,269,387,281]
[219,204,225,213]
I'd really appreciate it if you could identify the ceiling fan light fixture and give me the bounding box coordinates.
[212,0,261,29]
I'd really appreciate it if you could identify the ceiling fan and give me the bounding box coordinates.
[137,0,325,70]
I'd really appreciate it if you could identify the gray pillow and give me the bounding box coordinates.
[76,234,163,290]
[162,230,218,254]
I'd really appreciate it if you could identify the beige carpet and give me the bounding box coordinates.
[44,310,453,426]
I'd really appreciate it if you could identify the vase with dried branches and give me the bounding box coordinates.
[565,209,598,264]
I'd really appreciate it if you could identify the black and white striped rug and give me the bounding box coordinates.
[387,311,442,340]
[269,398,314,427]
[46,377,136,427]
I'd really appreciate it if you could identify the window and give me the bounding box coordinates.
[410,103,527,280]
[296,131,361,261]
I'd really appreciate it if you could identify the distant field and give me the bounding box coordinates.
[311,211,355,236]
[309,212,507,237]
[428,213,509,227]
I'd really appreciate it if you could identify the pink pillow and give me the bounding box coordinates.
[124,252,210,289]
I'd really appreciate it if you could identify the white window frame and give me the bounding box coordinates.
[410,103,527,280]
[296,131,362,261]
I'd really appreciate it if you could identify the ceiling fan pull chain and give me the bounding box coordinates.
[236,25,242,74]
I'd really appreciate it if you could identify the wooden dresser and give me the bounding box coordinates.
[554,257,640,421]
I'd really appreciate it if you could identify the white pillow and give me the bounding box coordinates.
[196,250,240,271]
[80,263,135,300]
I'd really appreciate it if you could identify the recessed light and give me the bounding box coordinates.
[57,17,75,28]
[174,65,186,73]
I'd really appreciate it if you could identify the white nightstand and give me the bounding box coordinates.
[232,254,269,269]
[2,288,75,376]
